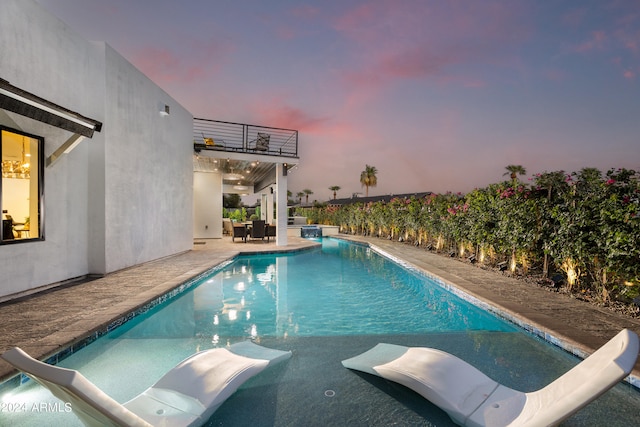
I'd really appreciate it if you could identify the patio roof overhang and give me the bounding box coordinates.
[194,149,298,194]
[0,79,103,167]
[0,79,102,138]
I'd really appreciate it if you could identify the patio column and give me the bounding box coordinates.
[265,190,274,224]
[260,193,268,222]
[275,163,288,246]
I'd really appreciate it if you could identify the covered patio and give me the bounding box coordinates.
[193,118,298,246]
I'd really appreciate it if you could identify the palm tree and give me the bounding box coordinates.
[534,171,566,201]
[503,165,526,185]
[329,185,341,200]
[296,191,304,205]
[360,165,378,197]
[303,189,313,205]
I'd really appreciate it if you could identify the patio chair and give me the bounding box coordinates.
[2,219,14,240]
[249,133,270,152]
[223,218,233,236]
[2,341,291,427]
[232,223,247,242]
[266,224,276,242]
[250,220,266,241]
[342,329,639,427]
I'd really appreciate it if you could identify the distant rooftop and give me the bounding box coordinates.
[327,192,433,206]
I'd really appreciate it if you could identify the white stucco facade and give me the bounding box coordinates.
[193,171,223,239]
[0,0,193,299]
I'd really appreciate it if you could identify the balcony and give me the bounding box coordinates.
[193,118,298,158]
[193,118,298,193]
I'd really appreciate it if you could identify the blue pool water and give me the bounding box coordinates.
[1,238,639,426]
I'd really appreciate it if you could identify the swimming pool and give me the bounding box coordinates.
[1,238,639,426]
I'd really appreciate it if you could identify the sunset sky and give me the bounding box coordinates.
[37,0,640,201]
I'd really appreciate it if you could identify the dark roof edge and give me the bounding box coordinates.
[0,79,102,138]
[327,192,434,206]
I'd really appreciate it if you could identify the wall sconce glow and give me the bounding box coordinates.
[159,103,170,116]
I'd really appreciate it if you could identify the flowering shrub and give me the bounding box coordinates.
[300,168,640,305]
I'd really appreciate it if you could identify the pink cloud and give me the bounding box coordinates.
[332,0,530,98]
[272,5,323,41]
[332,3,377,44]
[614,25,640,55]
[572,30,607,53]
[543,68,567,82]
[276,27,296,40]
[290,5,321,20]
[562,7,588,29]
[130,47,203,84]
[130,38,234,85]
[249,99,332,135]
[623,69,636,80]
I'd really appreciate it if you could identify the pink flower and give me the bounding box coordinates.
[605,179,616,185]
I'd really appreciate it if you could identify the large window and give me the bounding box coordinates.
[1,127,43,242]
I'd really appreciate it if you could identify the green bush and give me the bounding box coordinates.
[301,168,640,304]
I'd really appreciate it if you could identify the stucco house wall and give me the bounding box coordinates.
[100,44,193,273]
[0,0,193,298]
[193,171,223,239]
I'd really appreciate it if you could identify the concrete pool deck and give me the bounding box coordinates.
[1,234,639,386]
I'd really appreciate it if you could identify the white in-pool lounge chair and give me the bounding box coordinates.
[342,329,639,427]
[2,341,291,427]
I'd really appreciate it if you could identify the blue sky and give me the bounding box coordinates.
[37,0,640,201]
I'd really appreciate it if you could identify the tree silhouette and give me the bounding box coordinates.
[360,165,378,197]
[303,189,313,205]
[329,185,341,200]
[503,165,527,185]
